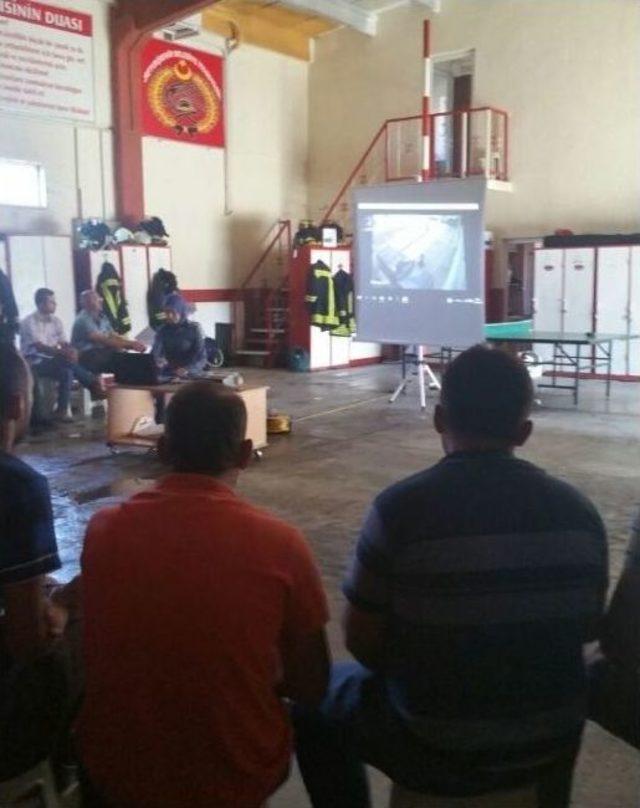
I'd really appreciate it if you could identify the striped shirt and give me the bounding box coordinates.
[0,451,61,676]
[344,450,608,768]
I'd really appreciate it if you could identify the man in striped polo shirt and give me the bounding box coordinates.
[295,345,608,808]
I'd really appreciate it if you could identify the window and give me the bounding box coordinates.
[0,159,47,208]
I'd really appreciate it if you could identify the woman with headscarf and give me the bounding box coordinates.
[152,293,206,381]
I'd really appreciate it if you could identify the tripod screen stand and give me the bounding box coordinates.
[389,346,442,410]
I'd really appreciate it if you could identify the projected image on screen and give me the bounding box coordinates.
[369,214,466,291]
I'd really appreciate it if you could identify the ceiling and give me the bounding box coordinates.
[201,0,440,60]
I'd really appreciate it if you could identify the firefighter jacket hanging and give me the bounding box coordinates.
[305,261,339,329]
[147,268,179,330]
[305,261,356,335]
[331,268,356,337]
[95,262,131,335]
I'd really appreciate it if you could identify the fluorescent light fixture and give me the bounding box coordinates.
[357,203,480,211]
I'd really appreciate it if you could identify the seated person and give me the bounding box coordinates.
[295,346,608,808]
[587,511,640,747]
[71,290,145,374]
[152,292,206,381]
[0,343,70,781]
[77,383,330,807]
[20,288,104,423]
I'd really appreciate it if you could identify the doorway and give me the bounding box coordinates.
[431,50,474,177]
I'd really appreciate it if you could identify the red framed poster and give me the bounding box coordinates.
[141,38,224,148]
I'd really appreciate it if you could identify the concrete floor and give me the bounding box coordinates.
[18,363,640,807]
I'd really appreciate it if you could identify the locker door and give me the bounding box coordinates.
[7,236,45,322]
[43,237,75,336]
[120,245,150,338]
[562,248,595,334]
[533,249,563,362]
[533,250,564,330]
[596,247,630,375]
[148,246,172,274]
[628,246,640,375]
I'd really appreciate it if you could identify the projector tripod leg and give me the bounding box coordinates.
[389,377,410,403]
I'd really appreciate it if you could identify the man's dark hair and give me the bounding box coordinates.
[35,288,54,308]
[441,345,534,442]
[0,342,23,418]
[163,382,247,474]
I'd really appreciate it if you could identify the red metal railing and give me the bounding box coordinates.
[234,219,292,361]
[321,107,509,236]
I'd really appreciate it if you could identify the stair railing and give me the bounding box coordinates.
[233,219,291,357]
[320,107,509,236]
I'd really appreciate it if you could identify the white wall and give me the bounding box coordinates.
[308,0,640,240]
[142,32,309,293]
[0,0,115,236]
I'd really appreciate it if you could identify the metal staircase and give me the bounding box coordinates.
[233,220,292,368]
[233,107,509,367]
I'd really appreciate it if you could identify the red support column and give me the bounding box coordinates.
[110,0,214,224]
[421,20,431,182]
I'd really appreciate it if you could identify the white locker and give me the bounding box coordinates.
[596,247,630,376]
[562,248,594,334]
[120,246,150,338]
[533,249,563,362]
[148,246,172,274]
[310,326,331,369]
[7,237,46,321]
[533,249,564,330]
[628,246,640,376]
[43,237,75,335]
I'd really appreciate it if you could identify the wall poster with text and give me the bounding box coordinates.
[141,38,224,148]
[0,0,94,122]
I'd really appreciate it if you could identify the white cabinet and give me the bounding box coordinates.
[596,247,631,376]
[77,245,171,338]
[120,246,150,338]
[533,249,564,362]
[563,248,594,333]
[7,236,75,338]
[629,247,640,375]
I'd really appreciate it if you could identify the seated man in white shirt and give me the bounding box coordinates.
[20,288,104,423]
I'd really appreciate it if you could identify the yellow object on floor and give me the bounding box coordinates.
[267,413,291,434]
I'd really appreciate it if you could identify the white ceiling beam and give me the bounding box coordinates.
[413,0,442,11]
[279,0,377,36]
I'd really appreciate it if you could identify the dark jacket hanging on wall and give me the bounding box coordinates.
[331,269,356,337]
[0,269,19,343]
[305,261,339,329]
[147,269,178,331]
[96,262,131,335]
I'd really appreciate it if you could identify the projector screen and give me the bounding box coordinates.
[353,179,486,346]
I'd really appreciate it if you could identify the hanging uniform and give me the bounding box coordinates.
[331,269,356,337]
[95,262,131,335]
[305,261,339,329]
[147,268,178,331]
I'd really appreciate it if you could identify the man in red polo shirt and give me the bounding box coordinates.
[78,383,330,807]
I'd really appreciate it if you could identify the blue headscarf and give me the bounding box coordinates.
[163,292,188,322]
